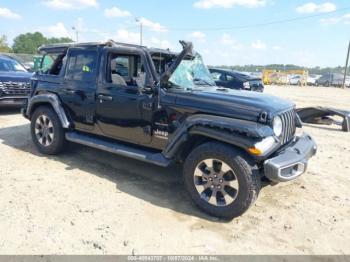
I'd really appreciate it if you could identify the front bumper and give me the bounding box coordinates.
[0,96,28,107]
[263,133,317,182]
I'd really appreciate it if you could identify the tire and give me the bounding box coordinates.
[30,105,66,155]
[183,142,261,220]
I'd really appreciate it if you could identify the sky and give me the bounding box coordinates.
[0,0,349,67]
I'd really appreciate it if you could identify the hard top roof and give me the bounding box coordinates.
[148,48,177,56]
[38,40,177,56]
[38,40,150,53]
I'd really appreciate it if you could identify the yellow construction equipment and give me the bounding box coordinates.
[263,69,308,86]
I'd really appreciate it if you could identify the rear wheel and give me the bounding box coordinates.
[183,142,261,220]
[31,106,66,155]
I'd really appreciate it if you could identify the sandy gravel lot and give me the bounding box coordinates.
[0,85,349,255]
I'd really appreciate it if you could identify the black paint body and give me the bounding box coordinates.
[25,42,295,162]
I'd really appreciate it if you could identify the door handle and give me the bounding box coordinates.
[64,89,75,95]
[97,94,113,102]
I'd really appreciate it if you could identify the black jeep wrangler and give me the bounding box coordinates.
[23,40,317,219]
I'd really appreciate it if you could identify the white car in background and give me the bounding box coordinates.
[289,75,303,85]
[307,74,321,86]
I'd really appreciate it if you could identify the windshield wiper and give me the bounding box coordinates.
[193,78,215,86]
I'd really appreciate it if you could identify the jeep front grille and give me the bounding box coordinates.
[280,109,296,144]
[0,81,31,96]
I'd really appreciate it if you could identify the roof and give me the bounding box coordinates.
[209,68,255,79]
[37,40,149,53]
[0,54,15,60]
[149,48,177,56]
[38,41,113,53]
[209,67,233,73]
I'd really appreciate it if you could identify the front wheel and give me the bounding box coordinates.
[30,106,66,155]
[183,142,261,220]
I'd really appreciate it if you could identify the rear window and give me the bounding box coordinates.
[65,50,97,81]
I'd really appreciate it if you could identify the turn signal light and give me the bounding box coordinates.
[247,147,262,156]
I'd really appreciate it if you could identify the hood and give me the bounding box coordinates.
[0,71,33,83]
[172,87,294,122]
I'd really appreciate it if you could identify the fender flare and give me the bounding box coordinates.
[162,114,274,158]
[25,93,71,129]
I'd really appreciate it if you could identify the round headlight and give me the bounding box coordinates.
[273,116,283,137]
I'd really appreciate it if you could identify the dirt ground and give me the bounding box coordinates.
[0,85,349,255]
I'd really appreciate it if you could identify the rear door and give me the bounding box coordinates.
[59,48,98,131]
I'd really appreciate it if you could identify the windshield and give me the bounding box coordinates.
[0,57,27,72]
[169,53,215,90]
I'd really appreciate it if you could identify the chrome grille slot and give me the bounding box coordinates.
[1,81,31,96]
[280,109,296,144]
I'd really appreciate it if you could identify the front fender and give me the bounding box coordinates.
[162,114,274,158]
[25,93,71,129]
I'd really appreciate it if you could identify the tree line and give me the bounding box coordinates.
[0,32,73,54]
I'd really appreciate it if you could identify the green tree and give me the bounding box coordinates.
[46,37,73,45]
[12,32,73,54]
[0,35,12,53]
[12,32,47,54]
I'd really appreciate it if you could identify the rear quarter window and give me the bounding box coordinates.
[65,50,97,81]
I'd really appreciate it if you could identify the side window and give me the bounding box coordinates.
[66,50,97,81]
[114,57,129,77]
[211,72,223,81]
[39,53,67,76]
[226,74,235,81]
[108,54,145,88]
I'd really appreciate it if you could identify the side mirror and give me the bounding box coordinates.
[24,66,33,73]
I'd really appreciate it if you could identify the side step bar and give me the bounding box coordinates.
[65,132,172,167]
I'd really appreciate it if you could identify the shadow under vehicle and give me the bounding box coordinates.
[22,40,316,219]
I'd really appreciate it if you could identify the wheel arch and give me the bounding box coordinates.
[163,114,272,161]
[26,93,71,129]
[177,133,256,164]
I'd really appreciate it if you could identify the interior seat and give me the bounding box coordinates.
[111,60,127,86]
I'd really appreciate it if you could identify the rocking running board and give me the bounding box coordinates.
[65,132,172,167]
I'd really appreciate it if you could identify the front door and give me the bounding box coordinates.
[59,48,98,131]
[226,74,242,90]
[96,51,153,145]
